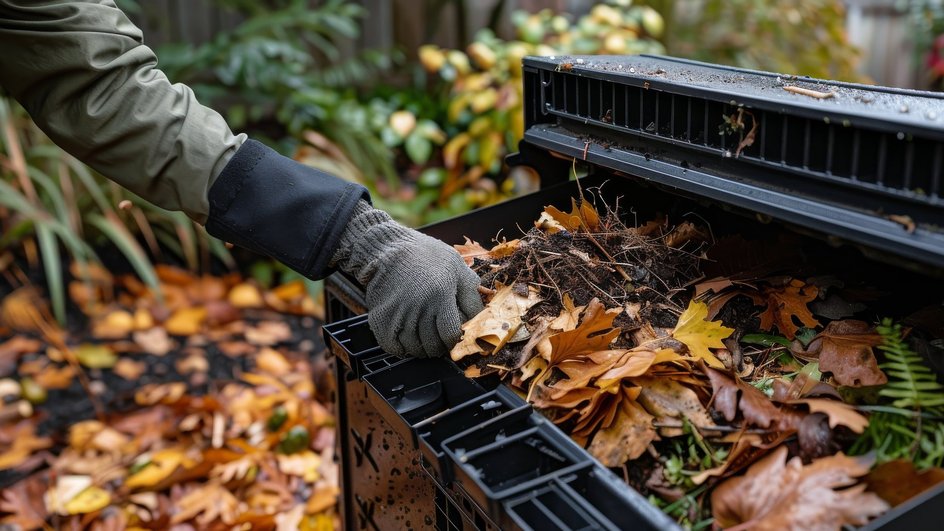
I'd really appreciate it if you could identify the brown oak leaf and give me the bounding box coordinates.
[712,446,889,530]
[0,473,48,529]
[796,320,886,387]
[759,279,820,340]
[704,364,787,430]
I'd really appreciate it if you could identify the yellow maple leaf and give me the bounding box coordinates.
[64,486,111,515]
[125,448,185,489]
[672,300,733,369]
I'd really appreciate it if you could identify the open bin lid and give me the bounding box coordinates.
[520,54,944,270]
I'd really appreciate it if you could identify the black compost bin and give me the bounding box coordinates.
[323,55,944,531]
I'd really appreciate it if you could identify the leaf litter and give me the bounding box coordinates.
[451,190,944,530]
[0,266,338,529]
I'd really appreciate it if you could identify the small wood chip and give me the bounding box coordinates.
[783,85,835,100]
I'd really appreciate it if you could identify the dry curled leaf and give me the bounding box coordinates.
[33,364,76,389]
[704,364,786,430]
[245,321,293,346]
[587,400,656,466]
[671,300,733,368]
[0,424,52,470]
[796,320,886,387]
[131,327,176,356]
[125,448,185,489]
[170,482,240,526]
[92,310,135,339]
[451,284,541,361]
[635,377,714,435]
[0,473,48,529]
[539,199,601,233]
[164,307,208,336]
[454,238,491,266]
[114,358,147,381]
[792,398,868,433]
[546,298,620,365]
[229,283,264,309]
[712,446,888,531]
[759,279,820,340]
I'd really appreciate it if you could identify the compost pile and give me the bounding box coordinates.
[450,191,944,530]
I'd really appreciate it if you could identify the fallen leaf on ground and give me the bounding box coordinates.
[205,300,241,327]
[671,300,733,368]
[635,377,714,435]
[712,446,888,531]
[134,382,188,406]
[704,364,785,430]
[245,321,293,346]
[0,474,48,529]
[306,484,340,514]
[257,348,292,376]
[133,308,154,330]
[175,351,209,375]
[229,283,264,309]
[33,364,76,389]
[45,475,92,515]
[451,284,541,361]
[219,341,257,357]
[587,400,656,466]
[796,320,886,387]
[164,307,208,336]
[63,486,111,515]
[759,279,820,340]
[133,327,174,356]
[75,343,118,369]
[0,336,43,376]
[155,265,196,285]
[792,398,868,433]
[126,448,185,489]
[92,310,135,339]
[112,358,146,381]
[277,450,321,482]
[540,199,601,232]
[866,460,944,507]
[171,482,240,526]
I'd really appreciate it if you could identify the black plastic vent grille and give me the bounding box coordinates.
[529,60,944,207]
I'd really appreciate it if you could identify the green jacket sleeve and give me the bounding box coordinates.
[0,0,245,224]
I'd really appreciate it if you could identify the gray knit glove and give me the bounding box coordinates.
[331,200,484,358]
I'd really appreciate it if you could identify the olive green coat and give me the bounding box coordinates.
[0,0,245,224]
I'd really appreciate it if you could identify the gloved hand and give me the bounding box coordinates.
[330,200,484,357]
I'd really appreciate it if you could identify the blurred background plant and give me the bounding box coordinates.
[908,0,944,90]
[402,1,665,224]
[641,0,863,82]
[154,0,404,186]
[0,98,237,324]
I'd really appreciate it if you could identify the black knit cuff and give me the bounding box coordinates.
[205,139,369,280]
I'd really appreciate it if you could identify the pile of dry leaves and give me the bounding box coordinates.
[0,266,337,530]
[451,194,944,530]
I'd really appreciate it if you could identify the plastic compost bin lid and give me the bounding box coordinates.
[520,54,944,270]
